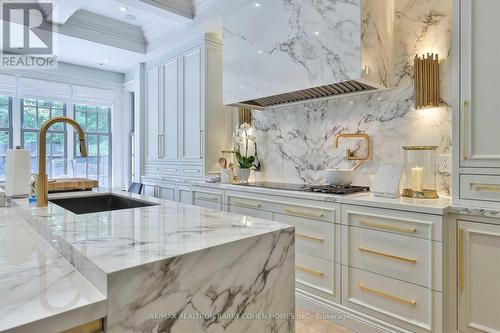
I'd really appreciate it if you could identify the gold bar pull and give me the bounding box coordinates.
[470,183,500,193]
[296,233,325,242]
[458,228,464,290]
[360,220,417,234]
[296,265,324,277]
[461,100,468,160]
[358,247,417,263]
[195,195,218,202]
[233,200,262,208]
[285,208,325,219]
[359,284,417,305]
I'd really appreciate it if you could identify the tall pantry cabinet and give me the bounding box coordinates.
[142,35,232,202]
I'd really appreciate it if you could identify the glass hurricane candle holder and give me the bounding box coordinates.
[400,146,439,199]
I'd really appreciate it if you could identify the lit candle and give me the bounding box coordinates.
[411,167,424,192]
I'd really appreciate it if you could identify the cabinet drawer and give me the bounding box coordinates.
[227,196,269,211]
[226,204,273,220]
[275,203,335,223]
[460,174,500,203]
[343,205,439,241]
[296,253,335,296]
[181,165,204,178]
[145,163,162,176]
[343,267,436,332]
[193,190,222,210]
[274,213,336,261]
[344,225,440,290]
[162,164,180,176]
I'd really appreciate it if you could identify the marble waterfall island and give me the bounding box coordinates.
[13,191,295,333]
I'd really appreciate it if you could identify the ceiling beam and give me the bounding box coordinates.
[59,10,147,54]
[118,0,194,23]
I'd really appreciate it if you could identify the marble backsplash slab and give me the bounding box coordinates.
[252,0,452,194]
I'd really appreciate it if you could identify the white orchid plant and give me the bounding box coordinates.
[233,122,260,170]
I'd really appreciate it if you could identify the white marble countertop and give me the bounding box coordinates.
[0,207,106,333]
[13,189,293,283]
[193,182,452,215]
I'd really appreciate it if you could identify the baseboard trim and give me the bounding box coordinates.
[296,288,412,333]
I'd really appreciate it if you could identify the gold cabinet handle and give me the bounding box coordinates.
[233,200,262,208]
[359,283,416,305]
[296,233,325,242]
[157,135,162,159]
[183,169,201,173]
[296,265,324,277]
[285,208,325,219]
[470,183,500,193]
[461,100,468,160]
[458,228,464,290]
[195,195,218,202]
[358,247,417,263]
[360,220,417,234]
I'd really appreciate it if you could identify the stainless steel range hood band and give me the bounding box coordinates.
[232,80,377,109]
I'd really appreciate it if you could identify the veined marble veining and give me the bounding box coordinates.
[0,208,106,333]
[107,228,294,333]
[252,0,452,194]
[223,0,361,104]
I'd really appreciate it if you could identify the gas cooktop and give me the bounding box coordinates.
[235,182,369,195]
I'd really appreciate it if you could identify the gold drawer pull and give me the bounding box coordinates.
[470,183,500,193]
[296,233,325,242]
[183,169,201,173]
[360,221,416,234]
[458,228,464,290]
[234,200,262,208]
[358,247,417,263]
[359,283,416,305]
[296,265,324,277]
[285,208,325,219]
[195,195,218,202]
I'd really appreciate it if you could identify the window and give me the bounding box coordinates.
[74,104,111,187]
[0,96,13,181]
[21,98,67,177]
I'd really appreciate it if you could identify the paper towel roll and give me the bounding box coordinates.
[5,147,31,197]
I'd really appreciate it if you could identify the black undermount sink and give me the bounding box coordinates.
[49,194,157,215]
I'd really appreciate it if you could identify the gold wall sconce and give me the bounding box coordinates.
[238,107,252,126]
[414,53,440,109]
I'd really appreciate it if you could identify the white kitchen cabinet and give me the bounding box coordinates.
[454,0,500,207]
[458,0,500,168]
[145,66,161,160]
[458,220,500,333]
[177,186,193,205]
[158,184,176,201]
[163,58,179,160]
[143,183,157,197]
[142,35,232,192]
[181,47,202,161]
[192,189,223,210]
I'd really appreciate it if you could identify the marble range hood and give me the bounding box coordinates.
[223,0,394,109]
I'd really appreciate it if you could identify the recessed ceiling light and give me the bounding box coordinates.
[314,31,320,35]
[255,3,261,7]
[257,50,263,54]
[125,14,136,21]
[119,6,128,12]
[99,58,110,66]
[102,58,110,63]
